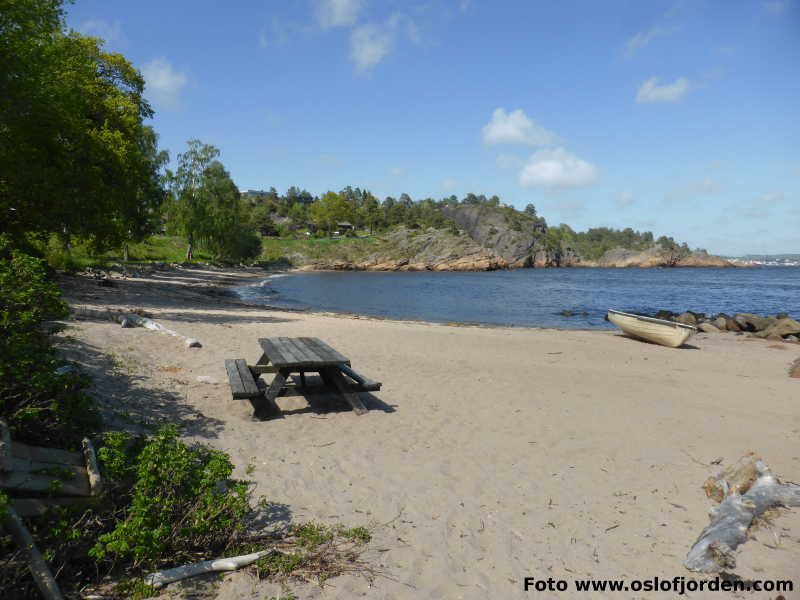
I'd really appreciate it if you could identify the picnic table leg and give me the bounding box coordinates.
[322,367,368,416]
[252,369,288,420]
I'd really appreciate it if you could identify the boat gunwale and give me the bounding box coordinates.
[607,309,698,332]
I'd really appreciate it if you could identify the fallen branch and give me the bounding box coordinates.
[685,455,800,572]
[143,548,277,589]
[72,307,201,348]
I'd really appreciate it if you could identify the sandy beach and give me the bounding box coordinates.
[58,266,800,599]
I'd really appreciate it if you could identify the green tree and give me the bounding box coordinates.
[524,204,537,217]
[309,191,354,235]
[167,140,220,260]
[1,4,167,251]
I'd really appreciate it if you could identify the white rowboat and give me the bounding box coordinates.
[607,309,696,348]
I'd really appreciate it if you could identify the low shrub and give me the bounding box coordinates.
[0,235,98,447]
[90,425,252,567]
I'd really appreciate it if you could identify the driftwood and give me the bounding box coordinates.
[72,307,201,347]
[1,506,65,600]
[685,455,800,572]
[144,548,276,589]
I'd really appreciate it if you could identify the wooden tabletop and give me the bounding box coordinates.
[258,337,350,369]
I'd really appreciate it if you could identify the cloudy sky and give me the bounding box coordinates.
[67,0,799,255]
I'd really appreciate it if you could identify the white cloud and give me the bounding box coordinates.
[389,167,406,176]
[315,0,364,28]
[764,0,791,13]
[635,77,691,103]
[350,24,392,71]
[664,177,723,203]
[518,148,598,191]
[482,108,557,147]
[617,191,635,208]
[76,19,125,47]
[624,25,680,58]
[141,59,187,109]
[441,178,458,191]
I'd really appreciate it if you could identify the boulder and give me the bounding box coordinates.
[655,310,675,321]
[712,317,727,329]
[776,312,789,319]
[763,318,800,339]
[560,310,576,317]
[734,313,776,332]
[698,322,721,333]
[786,335,799,343]
[725,318,741,332]
[675,312,697,325]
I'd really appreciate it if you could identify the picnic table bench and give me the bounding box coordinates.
[225,337,381,420]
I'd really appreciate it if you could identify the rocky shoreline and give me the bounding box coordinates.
[625,310,800,343]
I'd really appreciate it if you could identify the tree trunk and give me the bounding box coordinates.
[123,243,129,262]
[186,232,194,261]
[60,226,71,251]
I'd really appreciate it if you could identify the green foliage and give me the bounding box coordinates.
[0,491,9,521]
[570,226,657,260]
[90,425,251,566]
[166,141,260,261]
[0,236,98,446]
[0,2,168,251]
[255,552,306,579]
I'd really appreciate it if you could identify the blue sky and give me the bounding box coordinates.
[66,0,799,255]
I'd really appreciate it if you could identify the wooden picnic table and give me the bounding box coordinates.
[225,337,381,420]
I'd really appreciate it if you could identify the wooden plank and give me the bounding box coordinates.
[258,338,295,367]
[225,359,260,399]
[10,442,83,466]
[285,337,321,364]
[323,367,368,416]
[251,369,286,420]
[1,462,91,497]
[235,359,260,396]
[336,364,381,391]
[250,365,278,375]
[225,359,247,397]
[82,438,102,496]
[301,337,350,365]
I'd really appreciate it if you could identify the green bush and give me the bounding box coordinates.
[90,425,252,567]
[0,235,98,447]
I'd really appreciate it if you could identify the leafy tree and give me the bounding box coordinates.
[167,140,220,260]
[309,191,354,235]
[524,204,538,217]
[1,4,167,251]
[167,141,260,261]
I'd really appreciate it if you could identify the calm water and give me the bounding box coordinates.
[236,268,800,329]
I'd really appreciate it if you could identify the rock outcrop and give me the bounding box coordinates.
[440,204,580,267]
[300,227,508,272]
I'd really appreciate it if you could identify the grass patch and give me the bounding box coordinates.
[258,236,378,266]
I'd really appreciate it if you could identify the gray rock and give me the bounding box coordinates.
[712,317,727,329]
[185,338,202,348]
[698,322,721,333]
[675,312,697,325]
[734,313,776,332]
[120,318,133,328]
[763,318,800,339]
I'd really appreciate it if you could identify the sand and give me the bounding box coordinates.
[58,266,800,599]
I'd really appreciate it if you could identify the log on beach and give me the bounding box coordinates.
[685,454,800,572]
[72,307,201,348]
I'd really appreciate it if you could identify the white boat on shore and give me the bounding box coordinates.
[607,309,696,348]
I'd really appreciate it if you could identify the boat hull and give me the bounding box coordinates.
[607,309,696,348]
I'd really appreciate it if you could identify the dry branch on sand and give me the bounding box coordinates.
[685,454,800,572]
[72,307,201,347]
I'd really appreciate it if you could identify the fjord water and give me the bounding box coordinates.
[237,268,800,329]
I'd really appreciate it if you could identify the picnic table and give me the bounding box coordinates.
[225,337,381,420]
